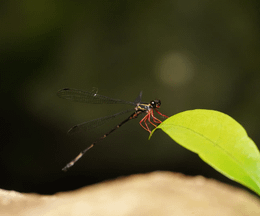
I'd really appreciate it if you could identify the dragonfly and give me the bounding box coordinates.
[57,88,168,171]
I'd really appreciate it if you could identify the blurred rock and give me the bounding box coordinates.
[1,171,260,216]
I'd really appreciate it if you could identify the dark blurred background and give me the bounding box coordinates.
[1,1,260,195]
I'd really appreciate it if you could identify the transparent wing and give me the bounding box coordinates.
[57,88,135,105]
[67,108,134,134]
[134,91,143,104]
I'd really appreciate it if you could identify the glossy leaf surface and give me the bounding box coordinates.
[150,109,260,195]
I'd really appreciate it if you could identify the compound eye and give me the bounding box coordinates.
[154,99,161,108]
[151,100,161,108]
[150,100,156,108]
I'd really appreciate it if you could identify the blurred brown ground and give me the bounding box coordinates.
[1,171,260,216]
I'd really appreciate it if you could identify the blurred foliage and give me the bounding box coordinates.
[0,0,260,194]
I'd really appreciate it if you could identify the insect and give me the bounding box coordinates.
[57,88,168,171]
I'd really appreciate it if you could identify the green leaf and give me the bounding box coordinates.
[150,109,260,195]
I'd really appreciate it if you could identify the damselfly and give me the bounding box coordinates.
[57,88,168,171]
